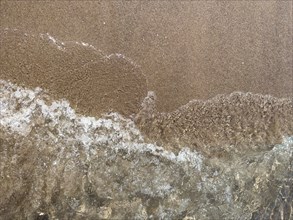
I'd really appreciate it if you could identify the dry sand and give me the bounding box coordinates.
[0,1,292,116]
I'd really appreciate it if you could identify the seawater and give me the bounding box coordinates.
[1,80,293,219]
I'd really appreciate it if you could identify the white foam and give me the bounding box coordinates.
[0,80,204,171]
[40,33,66,51]
[103,53,140,68]
[3,29,140,69]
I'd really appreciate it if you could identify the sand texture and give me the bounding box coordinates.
[1,1,292,114]
[0,29,147,116]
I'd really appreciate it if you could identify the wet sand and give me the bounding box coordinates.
[0,29,147,116]
[0,1,292,115]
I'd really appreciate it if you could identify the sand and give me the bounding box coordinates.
[0,1,292,116]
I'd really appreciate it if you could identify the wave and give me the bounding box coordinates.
[1,80,292,219]
[135,91,293,157]
[0,80,203,169]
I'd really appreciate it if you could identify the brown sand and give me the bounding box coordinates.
[0,1,292,115]
[0,29,147,116]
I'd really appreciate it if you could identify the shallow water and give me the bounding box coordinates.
[135,91,293,157]
[1,80,292,219]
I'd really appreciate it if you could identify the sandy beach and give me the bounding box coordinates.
[1,1,292,115]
